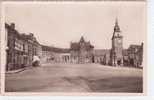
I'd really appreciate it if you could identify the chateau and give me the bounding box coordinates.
[70,36,94,63]
[5,19,143,71]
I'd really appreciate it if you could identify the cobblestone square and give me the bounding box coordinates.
[5,63,143,92]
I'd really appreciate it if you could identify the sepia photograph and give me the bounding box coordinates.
[1,1,146,94]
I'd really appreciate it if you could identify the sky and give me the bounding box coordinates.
[4,2,146,49]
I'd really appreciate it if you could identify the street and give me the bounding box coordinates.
[5,63,143,92]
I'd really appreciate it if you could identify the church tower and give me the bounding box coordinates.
[111,19,123,66]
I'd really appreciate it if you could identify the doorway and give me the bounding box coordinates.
[117,60,121,65]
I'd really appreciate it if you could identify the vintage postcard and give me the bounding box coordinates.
[0,1,146,95]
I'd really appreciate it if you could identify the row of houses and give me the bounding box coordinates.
[5,23,42,71]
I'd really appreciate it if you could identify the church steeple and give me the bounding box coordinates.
[111,18,123,66]
[114,18,120,32]
[112,18,122,40]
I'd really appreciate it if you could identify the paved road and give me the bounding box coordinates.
[5,63,143,92]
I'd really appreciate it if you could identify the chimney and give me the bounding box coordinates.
[10,23,15,29]
[141,42,144,47]
[29,33,34,37]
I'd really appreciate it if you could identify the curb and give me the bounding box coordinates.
[6,67,27,74]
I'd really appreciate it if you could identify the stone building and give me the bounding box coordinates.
[128,43,143,67]
[41,45,57,63]
[94,49,110,65]
[21,33,41,66]
[5,23,41,71]
[41,37,94,64]
[110,19,123,66]
[5,23,24,70]
[70,36,94,63]
[57,53,71,63]
[41,45,70,63]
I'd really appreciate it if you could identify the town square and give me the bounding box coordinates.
[6,63,142,92]
[3,2,145,93]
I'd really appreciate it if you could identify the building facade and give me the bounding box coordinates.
[39,33,143,67]
[123,43,143,67]
[5,23,41,71]
[94,49,110,65]
[70,36,94,63]
[41,45,70,63]
[5,20,143,69]
[41,37,95,64]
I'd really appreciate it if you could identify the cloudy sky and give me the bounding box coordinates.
[4,2,146,49]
